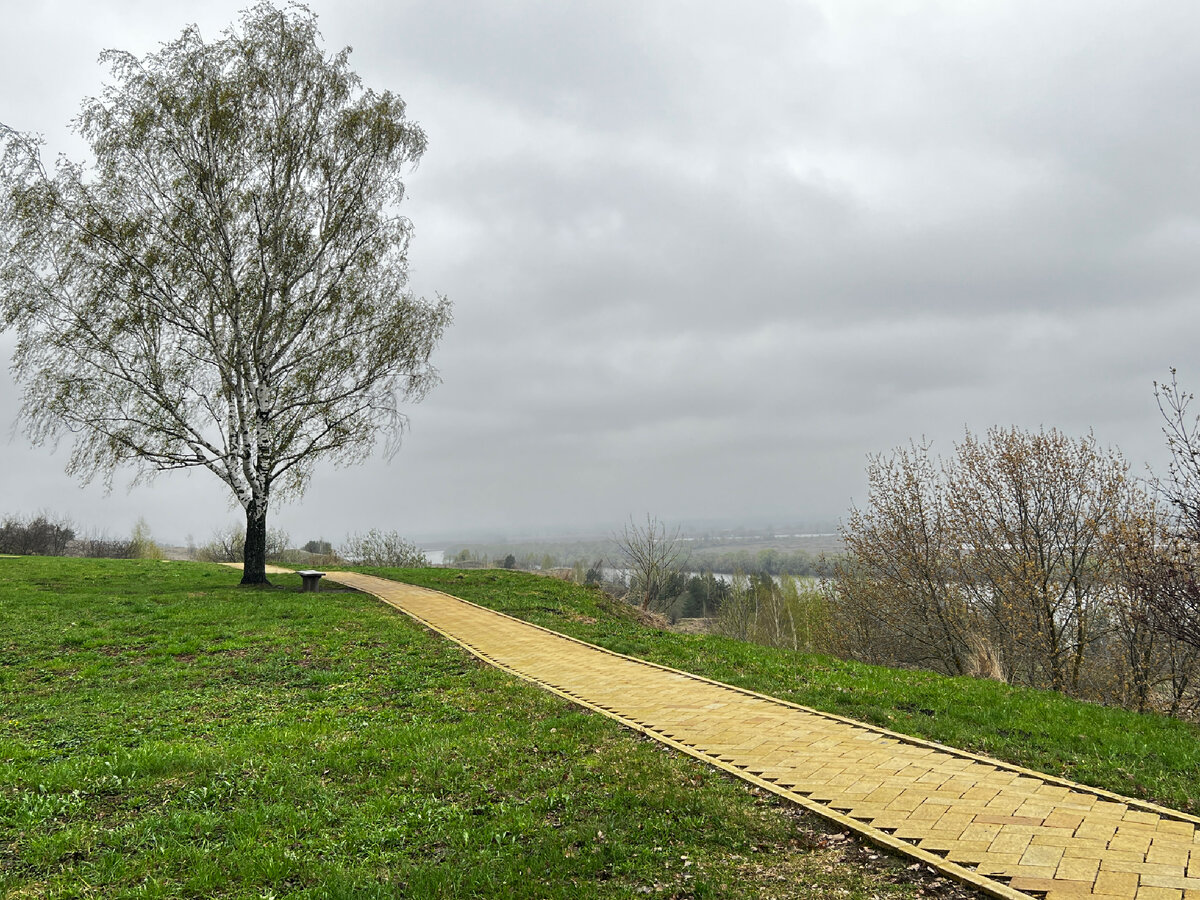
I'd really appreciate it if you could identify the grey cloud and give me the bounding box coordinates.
[339,1,831,139]
[3,0,1199,544]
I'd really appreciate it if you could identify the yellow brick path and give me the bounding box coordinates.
[327,571,1200,900]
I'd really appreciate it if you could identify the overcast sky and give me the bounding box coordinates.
[3,0,1199,547]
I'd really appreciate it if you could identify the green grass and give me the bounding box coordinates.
[1,557,947,900]
[375,567,1200,813]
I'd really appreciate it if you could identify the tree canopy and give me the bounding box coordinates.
[0,3,450,583]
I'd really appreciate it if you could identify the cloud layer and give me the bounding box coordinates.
[2,1,1198,543]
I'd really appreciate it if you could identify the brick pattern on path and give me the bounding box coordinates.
[327,571,1200,900]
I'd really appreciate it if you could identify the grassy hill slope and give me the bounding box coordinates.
[3,557,963,900]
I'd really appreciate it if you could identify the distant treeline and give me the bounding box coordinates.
[0,514,75,556]
[0,512,139,558]
[445,539,613,571]
[445,541,835,578]
[689,547,827,577]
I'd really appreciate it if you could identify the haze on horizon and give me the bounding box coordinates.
[3,1,1198,547]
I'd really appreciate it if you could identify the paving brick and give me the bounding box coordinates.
[959,822,1004,842]
[932,811,976,833]
[974,852,1024,873]
[1147,845,1191,867]
[1056,855,1101,882]
[942,840,992,862]
[1100,859,1191,878]
[1092,870,1139,896]
[1157,822,1198,839]
[1109,833,1154,855]
[1077,820,1121,842]
[907,802,953,821]
[975,814,1046,826]
[1043,810,1088,831]
[1032,832,1090,848]
[961,785,1002,803]
[1021,843,1067,868]
[1140,876,1200,891]
[1042,882,1102,898]
[1135,887,1183,900]
[1126,811,1163,826]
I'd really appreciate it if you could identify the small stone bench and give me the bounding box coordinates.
[297,570,326,593]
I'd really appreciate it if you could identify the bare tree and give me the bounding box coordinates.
[617,515,688,611]
[836,428,1136,695]
[833,442,975,675]
[1103,498,1200,715]
[1143,370,1200,651]
[948,427,1127,693]
[716,573,828,652]
[0,512,75,556]
[196,522,289,564]
[1156,370,1200,537]
[340,529,427,567]
[0,4,450,584]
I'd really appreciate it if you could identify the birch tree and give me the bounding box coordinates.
[0,4,450,583]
